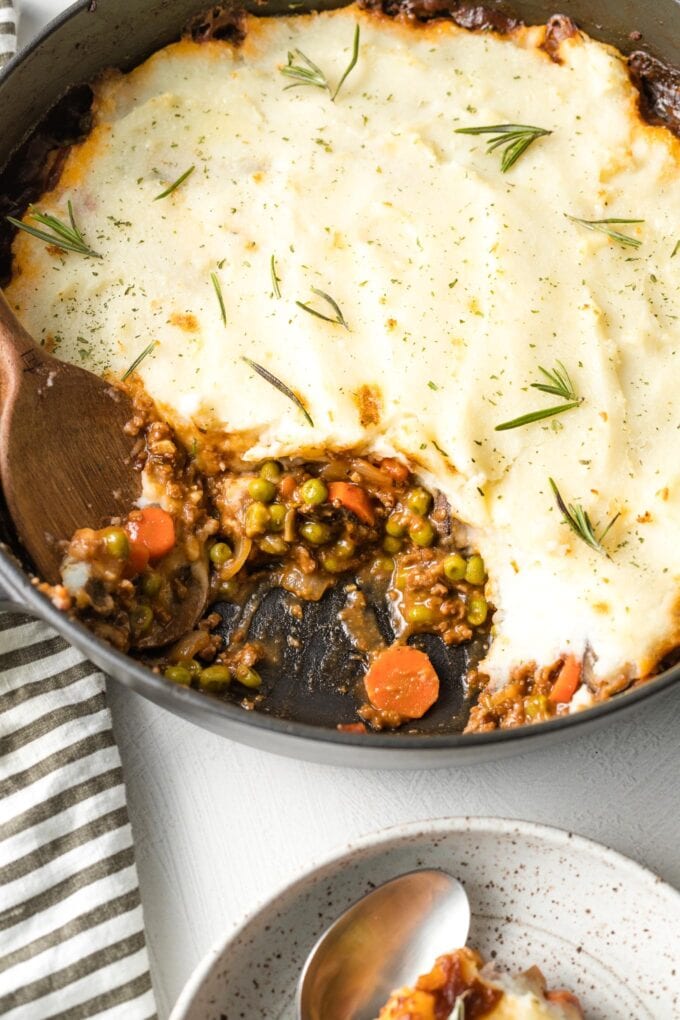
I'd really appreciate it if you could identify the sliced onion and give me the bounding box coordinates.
[279,564,333,602]
[169,628,213,663]
[349,457,393,489]
[319,459,351,481]
[283,508,297,544]
[220,534,252,581]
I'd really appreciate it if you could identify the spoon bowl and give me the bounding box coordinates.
[297,869,470,1020]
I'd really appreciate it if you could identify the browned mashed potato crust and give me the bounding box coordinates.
[7,1,680,732]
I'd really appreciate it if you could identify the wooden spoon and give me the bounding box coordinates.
[0,291,208,647]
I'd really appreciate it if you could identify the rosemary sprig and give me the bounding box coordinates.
[455,123,551,172]
[495,403,580,431]
[531,361,578,399]
[154,165,195,201]
[565,215,644,248]
[122,340,157,381]
[270,254,282,298]
[7,201,101,258]
[332,23,360,101]
[281,49,326,92]
[210,272,227,325]
[296,287,349,329]
[549,477,620,556]
[241,356,313,426]
[496,360,582,431]
[281,23,360,102]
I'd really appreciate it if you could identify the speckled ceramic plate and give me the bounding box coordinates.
[170,817,680,1020]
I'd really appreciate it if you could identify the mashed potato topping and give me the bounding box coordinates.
[8,6,680,688]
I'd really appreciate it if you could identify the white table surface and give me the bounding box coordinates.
[13,2,680,1016]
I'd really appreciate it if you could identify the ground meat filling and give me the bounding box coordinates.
[376,946,584,1019]
[52,389,503,723]
[46,386,645,732]
[466,661,563,732]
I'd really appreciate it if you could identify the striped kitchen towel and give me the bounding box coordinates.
[0,611,157,1019]
[0,0,17,63]
[0,10,155,1019]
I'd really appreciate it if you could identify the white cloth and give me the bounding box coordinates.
[0,0,17,61]
[0,6,157,1017]
[0,614,156,1020]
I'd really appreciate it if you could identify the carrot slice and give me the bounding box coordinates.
[126,542,150,575]
[549,654,581,704]
[125,506,176,563]
[365,645,440,719]
[328,481,376,525]
[279,474,297,500]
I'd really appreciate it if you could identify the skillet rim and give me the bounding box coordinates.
[1,536,678,755]
[0,0,678,757]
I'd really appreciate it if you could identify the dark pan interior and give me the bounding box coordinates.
[183,583,476,732]
[1,0,679,744]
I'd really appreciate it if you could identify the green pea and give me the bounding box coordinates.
[268,503,286,532]
[248,477,276,503]
[385,513,407,538]
[130,604,153,634]
[141,571,162,598]
[525,693,548,720]
[179,658,202,677]
[465,554,486,586]
[443,553,466,582]
[321,553,345,574]
[405,602,437,625]
[260,460,282,482]
[406,487,432,516]
[374,555,395,574]
[335,537,356,559]
[102,527,129,559]
[300,521,332,545]
[245,501,270,537]
[236,666,262,689]
[409,519,435,548]
[209,541,233,565]
[199,664,232,690]
[383,535,402,554]
[300,477,328,506]
[164,665,191,685]
[259,534,288,556]
[467,593,488,626]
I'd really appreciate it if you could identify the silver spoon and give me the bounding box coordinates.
[297,869,470,1020]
